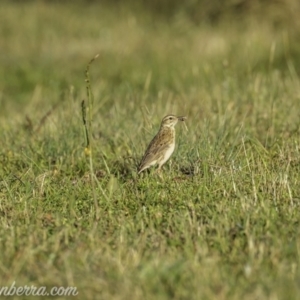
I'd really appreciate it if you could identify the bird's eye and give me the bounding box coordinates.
[169,117,173,120]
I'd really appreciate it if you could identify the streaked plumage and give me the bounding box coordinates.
[138,114,186,174]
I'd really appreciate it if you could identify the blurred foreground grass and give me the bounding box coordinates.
[1,1,300,299]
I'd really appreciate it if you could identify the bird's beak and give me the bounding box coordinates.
[178,116,187,121]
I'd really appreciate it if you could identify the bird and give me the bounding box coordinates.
[138,114,186,174]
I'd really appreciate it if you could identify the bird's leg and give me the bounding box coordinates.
[155,166,164,178]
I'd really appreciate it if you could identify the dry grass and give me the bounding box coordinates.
[0,1,300,299]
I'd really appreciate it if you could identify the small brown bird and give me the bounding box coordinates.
[138,114,186,174]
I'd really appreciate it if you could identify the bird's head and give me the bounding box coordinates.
[161,114,186,128]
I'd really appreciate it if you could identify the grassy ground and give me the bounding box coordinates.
[1,1,300,299]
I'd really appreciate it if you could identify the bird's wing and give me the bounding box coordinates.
[138,139,171,172]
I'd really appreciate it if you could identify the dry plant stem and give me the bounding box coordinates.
[35,102,60,133]
[81,100,89,149]
[85,54,100,220]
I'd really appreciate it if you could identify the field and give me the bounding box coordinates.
[1,1,300,299]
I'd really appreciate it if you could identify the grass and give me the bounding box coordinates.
[1,1,300,299]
